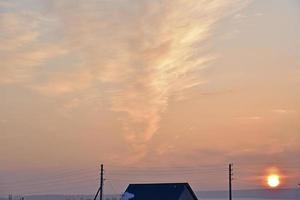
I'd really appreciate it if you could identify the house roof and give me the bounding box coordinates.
[124,182,198,200]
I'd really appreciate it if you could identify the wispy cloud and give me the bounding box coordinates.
[0,10,67,84]
[32,69,94,96]
[272,109,296,114]
[0,0,249,160]
[236,116,262,121]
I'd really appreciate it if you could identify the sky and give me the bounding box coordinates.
[0,0,300,196]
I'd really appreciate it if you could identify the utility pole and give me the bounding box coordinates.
[93,164,104,200]
[100,164,104,200]
[229,163,233,200]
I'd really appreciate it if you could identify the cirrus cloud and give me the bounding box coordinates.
[0,0,250,160]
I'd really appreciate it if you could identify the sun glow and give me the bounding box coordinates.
[267,174,280,188]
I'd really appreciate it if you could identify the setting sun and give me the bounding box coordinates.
[267,174,280,188]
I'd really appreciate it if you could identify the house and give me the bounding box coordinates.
[122,183,198,200]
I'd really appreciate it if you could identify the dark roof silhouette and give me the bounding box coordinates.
[124,182,198,200]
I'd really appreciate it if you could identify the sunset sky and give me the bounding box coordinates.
[0,0,300,195]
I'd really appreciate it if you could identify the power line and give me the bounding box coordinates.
[0,168,98,186]
[0,173,98,188]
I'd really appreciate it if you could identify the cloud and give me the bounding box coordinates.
[236,116,262,121]
[0,0,250,160]
[32,68,94,96]
[0,9,67,84]
[272,109,296,114]
[0,1,14,8]
[79,0,248,156]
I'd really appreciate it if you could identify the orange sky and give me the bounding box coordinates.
[0,0,300,195]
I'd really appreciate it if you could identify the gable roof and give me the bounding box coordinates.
[124,182,198,200]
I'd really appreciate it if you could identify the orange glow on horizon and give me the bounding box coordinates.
[263,167,283,189]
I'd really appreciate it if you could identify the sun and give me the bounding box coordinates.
[267,174,280,188]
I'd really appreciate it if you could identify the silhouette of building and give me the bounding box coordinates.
[122,183,198,200]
